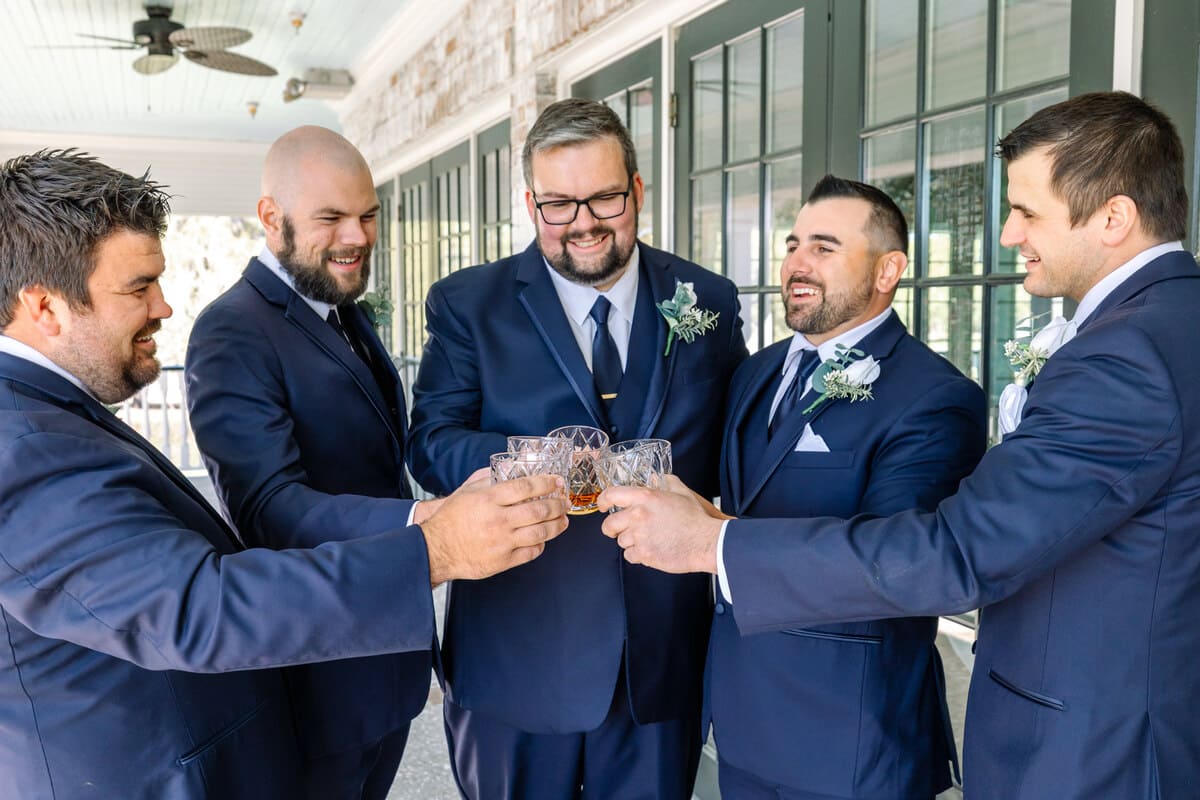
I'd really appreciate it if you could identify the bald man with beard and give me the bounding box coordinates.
[186,126,449,799]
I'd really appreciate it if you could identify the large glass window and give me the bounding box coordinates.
[433,143,471,278]
[371,180,396,351]
[399,168,434,360]
[478,120,513,263]
[861,0,1071,439]
[679,5,813,352]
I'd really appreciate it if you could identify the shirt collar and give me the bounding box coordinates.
[0,334,98,399]
[781,307,894,374]
[1072,241,1185,327]
[259,246,336,321]
[544,245,641,327]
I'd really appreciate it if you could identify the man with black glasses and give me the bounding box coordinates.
[408,98,748,799]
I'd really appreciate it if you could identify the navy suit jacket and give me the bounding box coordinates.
[723,250,1200,799]
[407,241,747,733]
[185,259,431,759]
[712,311,985,798]
[0,354,435,799]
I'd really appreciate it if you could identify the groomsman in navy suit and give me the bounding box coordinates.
[694,175,986,798]
[602,91,1200,800]
[0,150,566,799]
[407,98,748,798]
[186,126,543,799]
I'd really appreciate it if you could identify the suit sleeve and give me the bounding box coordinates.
[0,430,435,672]
[406,282,507,495]
[725,323,1180,634]
[186,306,415,549]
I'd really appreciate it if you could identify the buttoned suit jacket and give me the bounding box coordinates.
[0,355,435,799]
[185,259,431,760]
[407,240,748,733]
[722,250,1200,798]
[711,310,986,798]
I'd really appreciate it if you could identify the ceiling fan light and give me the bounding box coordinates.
[282,78,307,103]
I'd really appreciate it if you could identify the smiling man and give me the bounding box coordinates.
[600,91,1200,800]
[407,98,748,799]
[0,150,567,800]
[185,125,439,800]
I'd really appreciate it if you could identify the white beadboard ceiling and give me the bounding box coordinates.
[0,0,414,214]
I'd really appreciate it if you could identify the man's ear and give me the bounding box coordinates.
[16,285,63,337]
[875,250,908,294]
[258,196,283,240]
[1098,194,1139,247]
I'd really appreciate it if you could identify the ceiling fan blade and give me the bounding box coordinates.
[133,52,180,75]
[35,44,141,50]
[169,26,252,51]
[184,49,277,77]
[77,32,141,46]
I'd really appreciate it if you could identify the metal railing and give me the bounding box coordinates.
[117,365,204,473]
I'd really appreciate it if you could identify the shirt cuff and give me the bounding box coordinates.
[716,519,733,604]
[406,501,419,528]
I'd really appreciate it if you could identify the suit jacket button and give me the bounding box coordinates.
[610,426,619,436]
[715,602,726,614]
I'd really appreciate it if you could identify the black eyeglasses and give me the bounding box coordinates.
[532,183,633,225]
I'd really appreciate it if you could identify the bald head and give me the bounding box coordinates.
[261,125,372,209]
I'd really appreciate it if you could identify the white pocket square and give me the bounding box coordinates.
[793,424,831,452]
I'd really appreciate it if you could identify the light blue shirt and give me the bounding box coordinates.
[544,247,640,372]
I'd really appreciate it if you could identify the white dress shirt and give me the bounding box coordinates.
[544,247,640,371]
[1072,241,1185,327]
[717,307,895,604]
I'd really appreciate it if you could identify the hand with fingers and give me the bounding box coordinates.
[420,470,569,586]
[598,474,731,575]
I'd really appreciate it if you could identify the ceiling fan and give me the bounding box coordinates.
[64,3,277,77]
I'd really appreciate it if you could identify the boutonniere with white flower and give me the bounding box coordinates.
[1003,314,1076,385]
[358,290,394,331]
[802,345,881,414]
[657,280,720,356]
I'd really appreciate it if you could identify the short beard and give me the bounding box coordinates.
[277,215,371,305]
[65,322,163,404]
[785,272,875,336]
[540,219,636,288]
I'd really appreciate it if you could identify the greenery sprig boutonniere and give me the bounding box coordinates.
[802,345,881,414]
[1003,314,1075,385]
[657,280,720,356]
[358,290,394,330]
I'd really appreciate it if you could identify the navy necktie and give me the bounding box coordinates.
[326,308,370,365]
[769,348,820,439]
[589,296,623,405]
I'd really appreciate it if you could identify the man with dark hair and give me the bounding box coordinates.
[185,125,439,800]
[0,149,567,799]
[407,98,748,798]
[602,91,1200,799]
[666,174,984,798]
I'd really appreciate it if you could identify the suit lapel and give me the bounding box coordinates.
[724,343,788,514]
[344,302,408,442]
[515,244,607,428]
[627,245,681,438]
[741,312,905,508]
[0,356,242,551]
[245,261,403,449]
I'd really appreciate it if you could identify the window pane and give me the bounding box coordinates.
[766,155,803,286]
[865,0,918,125]
[739,293,763,353]
[864,125,917,264]
[926,0,987,110]
[728,165,761,287]
[988,284,1064,439]
[729,34,763,162]
[692,49,724,170]
[691,173,723,272]
[893,285,914,330]
[499,145,511,221]
[604,90,627,125]
[921,284,982,381]
[766,291,791,349]
[766,12,804,153]
[482,150,497,224]
[994,87,1069,273]
[925,108,986,278]
[629,83,655,246]
[998,0,1071,91]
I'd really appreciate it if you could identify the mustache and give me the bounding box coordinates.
[562,225,615,243]
[323,246,370,260]
[786,276,824,291]
[135,321,162,339]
